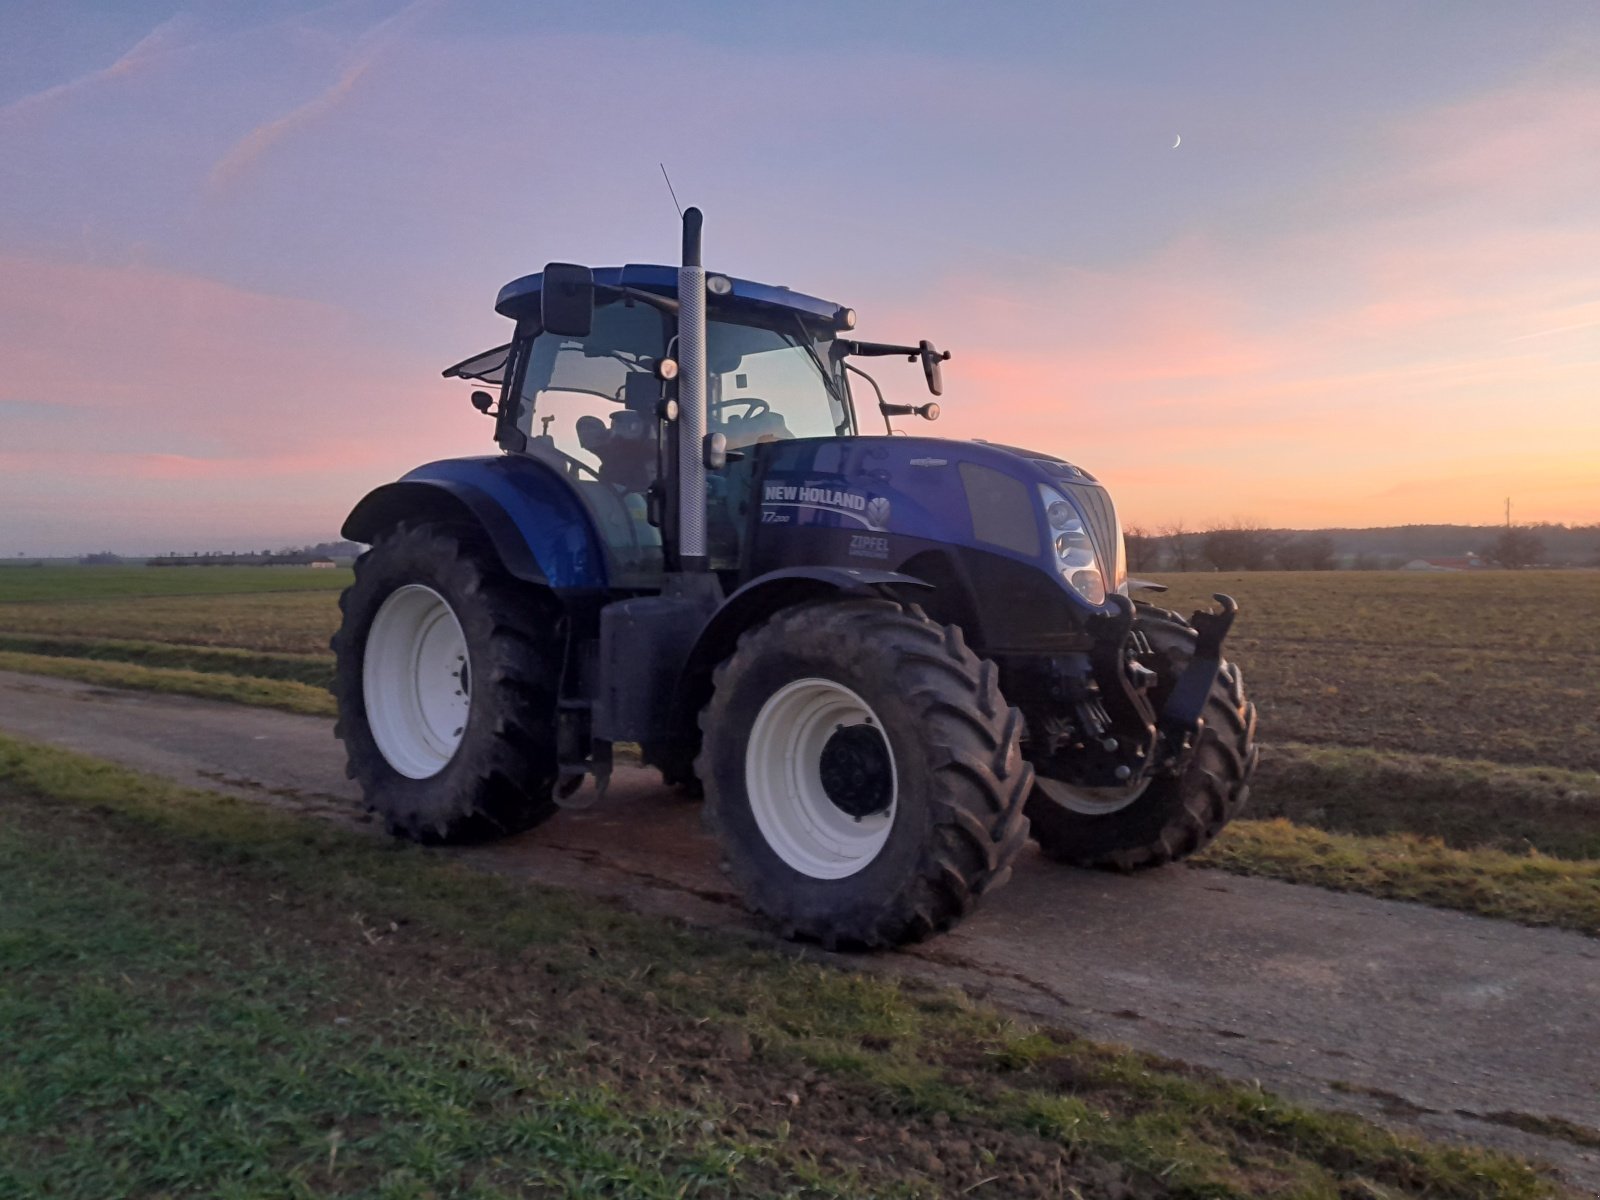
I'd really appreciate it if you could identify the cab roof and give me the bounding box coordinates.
[494,264,845,324]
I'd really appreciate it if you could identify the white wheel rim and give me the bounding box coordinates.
[745,678,897,880]
[363,584,471,779]
[1034,774,1150,815]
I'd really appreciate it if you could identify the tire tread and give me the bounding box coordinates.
[697,598,1030,949]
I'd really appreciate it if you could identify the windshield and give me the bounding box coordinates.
[706,318,852,447]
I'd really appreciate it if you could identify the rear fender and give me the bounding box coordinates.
[341,456,608,589]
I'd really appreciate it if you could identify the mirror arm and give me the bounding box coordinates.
[845,362,894,434]
[840,339,920,358]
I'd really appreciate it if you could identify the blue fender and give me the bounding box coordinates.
[671,565,932,733]
[341,456,608,590]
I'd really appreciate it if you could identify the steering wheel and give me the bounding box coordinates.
[526,437,606,486]
[559,451,606,485]
[711,397,770,422]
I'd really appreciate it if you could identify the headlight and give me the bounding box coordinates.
[1038,485,1106,604]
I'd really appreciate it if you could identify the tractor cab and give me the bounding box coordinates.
[447,265,859,581]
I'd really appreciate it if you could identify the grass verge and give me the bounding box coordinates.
[0,651,334,717]
[1198,819,1600,935]
[0,733,1568,1199]
[0,631,332,687]
[1253,743,1600,860]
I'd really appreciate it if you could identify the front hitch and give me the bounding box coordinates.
[1076,594,1159,784]
[1158,593,1239,738]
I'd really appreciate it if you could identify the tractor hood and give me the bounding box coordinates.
[752,435,1127,608]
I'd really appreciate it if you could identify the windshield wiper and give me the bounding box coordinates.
[791,315,850,417]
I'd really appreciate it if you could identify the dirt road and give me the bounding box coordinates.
[4,668,1597,1188]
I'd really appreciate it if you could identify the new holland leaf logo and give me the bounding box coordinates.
[761,483,891,531]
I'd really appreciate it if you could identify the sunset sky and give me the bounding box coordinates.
[3,1,1598,555]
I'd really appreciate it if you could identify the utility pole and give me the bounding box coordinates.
[1505,497,1511,528]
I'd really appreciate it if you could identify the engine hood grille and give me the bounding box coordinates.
[1053,476,1125,594]
[990,448,1125,594]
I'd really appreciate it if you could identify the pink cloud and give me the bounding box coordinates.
[0,255,490,549]
[1379,80,1600,208]
[960,228,1592,528]
[0,13,193,126]
[207,0,444,190]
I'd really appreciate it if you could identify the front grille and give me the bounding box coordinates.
[1059,480,1123,586]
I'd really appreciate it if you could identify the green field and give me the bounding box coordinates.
[0,735,1569,1199]
[0,564,352,603]
[1,565,1598,932]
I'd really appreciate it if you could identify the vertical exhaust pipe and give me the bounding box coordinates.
[676,207,708,571]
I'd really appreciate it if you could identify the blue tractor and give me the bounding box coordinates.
[333,209,1258,948]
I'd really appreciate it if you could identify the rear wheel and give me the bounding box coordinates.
[331,521,562,843]
[698,599,1031,949]
[1026,611,1257,869]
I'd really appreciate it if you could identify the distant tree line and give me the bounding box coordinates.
[1124,523,1341,573]
[1123,521,1595,572]
[1482,526,1547,570]
[143,540,362,567]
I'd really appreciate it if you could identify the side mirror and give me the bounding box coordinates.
[469,390,496,415]
[541,262,594,338]
[918,340,950,396]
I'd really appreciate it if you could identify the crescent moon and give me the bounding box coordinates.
[1172,134,1182,149]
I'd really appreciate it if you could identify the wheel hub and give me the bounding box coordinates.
[743,677,898,880]
[362,584,471,780]
[818,724,893,819]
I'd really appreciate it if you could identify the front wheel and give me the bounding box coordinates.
[697,599,1031,949]
[331,521,563,844]
[1026,610,1258,869]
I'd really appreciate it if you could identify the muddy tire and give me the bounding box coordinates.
[1027,609,1257,869]
[331,521,562,844]
[697,599,1031,949]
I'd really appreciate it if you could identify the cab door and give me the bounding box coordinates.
[500,301,671,588]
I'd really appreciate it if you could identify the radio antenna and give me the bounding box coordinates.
[659,162,683,218]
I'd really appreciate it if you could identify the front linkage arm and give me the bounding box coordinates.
[1157,593,1239,739]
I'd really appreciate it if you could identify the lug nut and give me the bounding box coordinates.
[1114,765,1133,781]
[1101,737,1119,752]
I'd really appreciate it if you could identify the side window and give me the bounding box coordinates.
[511,302,668,585]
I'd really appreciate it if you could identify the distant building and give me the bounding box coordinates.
[1401,553,1488,572]
[309,558,338,569]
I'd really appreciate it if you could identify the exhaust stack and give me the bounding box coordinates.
[676,207,708,570]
